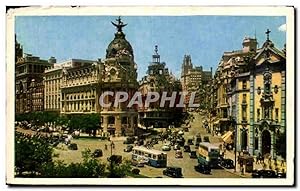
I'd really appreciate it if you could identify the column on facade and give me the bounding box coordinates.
[270,131,275,158]
[115,114,122,136]
[103,115,108,135]
[130,115,134,129]
[281,71,286,131]
[249,74,255,155]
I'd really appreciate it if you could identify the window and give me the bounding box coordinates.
[265,83,270,94]
[242,105,247,121]
[254,137,259,150]
[275,108,279,121]
[242,80,247,89]
[257,109,260,121]
[242,94,247,102]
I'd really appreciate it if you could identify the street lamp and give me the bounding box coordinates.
[231,117,237,172]
[109,141,115,177]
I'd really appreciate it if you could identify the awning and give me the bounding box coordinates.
[222,131,233,144]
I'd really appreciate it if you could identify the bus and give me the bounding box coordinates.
[198,142,220,168]
[132,146,167,168]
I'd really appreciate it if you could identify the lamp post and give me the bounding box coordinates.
[234,118,237,172]
[109,141,115,177]
[230,117,237,172]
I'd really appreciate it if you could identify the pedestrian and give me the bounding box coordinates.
[105,144,108,150]
[274,156,277,167]
[268,157,271,167]
[241,166,244,175]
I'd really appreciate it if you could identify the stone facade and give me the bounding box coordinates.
[211,31,286,159]
[139,45,182,128]
[15,36,54,113]
[180,55,212,110]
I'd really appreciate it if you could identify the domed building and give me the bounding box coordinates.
[99,17,139,136]
[59,17,139,137]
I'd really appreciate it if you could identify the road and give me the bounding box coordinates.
[136,112,241,178]
[17,112,242,178]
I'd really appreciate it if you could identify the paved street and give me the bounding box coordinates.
[16,113,243,178]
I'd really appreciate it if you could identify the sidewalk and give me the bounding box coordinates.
[224,150,287,177]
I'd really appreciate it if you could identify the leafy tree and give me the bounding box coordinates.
[107,159,132,178]
[39,149,106,178]
[15,132,54,176]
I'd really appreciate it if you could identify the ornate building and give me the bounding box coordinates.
[212,30,286,159]
[180,55,212,110]
[42,17,139,136]
[60,60,99,115]
[138,45,182,128]
[15,36,54,113]
[44,59,93,112]
[99,17,139,136]
[210,37,259,135]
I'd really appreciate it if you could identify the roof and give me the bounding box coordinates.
[199,142,220,149]
[133,146,167,155]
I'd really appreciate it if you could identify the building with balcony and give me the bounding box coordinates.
[15,36,54,113]
[138,45,182,129]
[212,30,286,159]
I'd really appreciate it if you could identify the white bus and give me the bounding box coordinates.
[198,142,220,168]
[132,146,167,168]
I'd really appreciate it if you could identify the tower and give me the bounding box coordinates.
[101,16,138,136]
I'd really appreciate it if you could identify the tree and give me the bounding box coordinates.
[15,132,54,176]
[107,159,132,178]
[39,149,106,178]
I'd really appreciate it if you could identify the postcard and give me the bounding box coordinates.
[6,6,295,186]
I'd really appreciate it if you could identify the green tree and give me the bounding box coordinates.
[15,132,54,176]
[40,149,106,178]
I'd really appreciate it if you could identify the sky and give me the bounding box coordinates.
[15,16,286,80]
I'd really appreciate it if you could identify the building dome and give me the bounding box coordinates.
[106,32,134,59]
[106,17,134,59]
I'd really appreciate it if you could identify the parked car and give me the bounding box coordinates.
[194,163,211,174]
[124,145,133,152]
[173,144,180,150]
[183,145,191,152]
[203,136,210,143]
[277,171,286,178]
[163,167,183,178]
[195,135,202,144]
[252,169,277,178]
[260,169,277,178]
[189,151,197,159]
[123,136,135,144]
[107,155,122,164]
[131,168,141,175]
[150,137,159,145]
[68,143,78,150]
[93,149,103,157]
[187,139,194,145]
[176,138,185,146]
[219,159,235,169]
[162,144,171,151]
[175,150,183,158]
